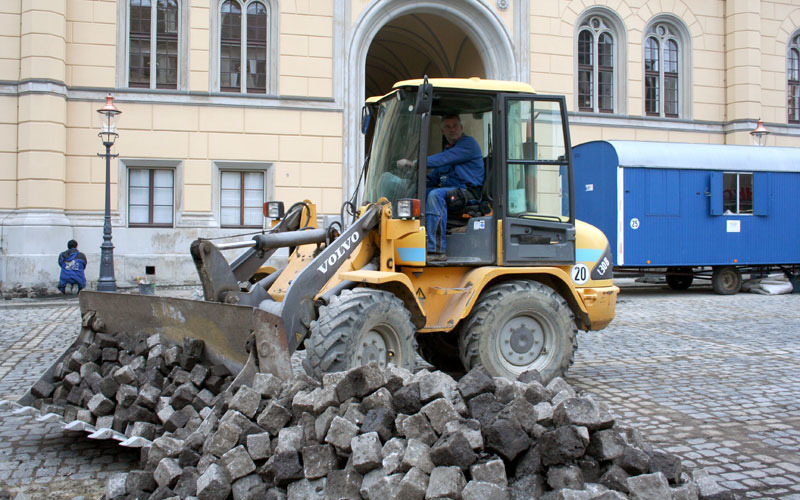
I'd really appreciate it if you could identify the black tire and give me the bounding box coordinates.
[458,280,577,384]
[712,266,742,295]
[303,288,417,378]
[417,331,464,373]
[666,267,694,290]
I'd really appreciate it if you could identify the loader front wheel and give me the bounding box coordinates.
[303,288,417,378]
[458,280,576,384]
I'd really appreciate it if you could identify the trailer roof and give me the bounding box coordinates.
[587,140,800,173]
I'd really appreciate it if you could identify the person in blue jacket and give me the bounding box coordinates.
[424,114,484,260]
[58,240,87,294]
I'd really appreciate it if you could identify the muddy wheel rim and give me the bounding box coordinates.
[355,324,398,368]
[498,313,550,370]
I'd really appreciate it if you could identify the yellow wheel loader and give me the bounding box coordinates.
[20,78,618,416]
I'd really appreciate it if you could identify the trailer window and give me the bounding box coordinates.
[723,172,753,215]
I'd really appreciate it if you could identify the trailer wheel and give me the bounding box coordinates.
[666,267,694,290]
[458,280,576,384]
[303,288,417,378]
[417,331,464,373]
[712,266,742,295]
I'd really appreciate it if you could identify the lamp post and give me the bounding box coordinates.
[96,94,122,292]
[750,118,769,146]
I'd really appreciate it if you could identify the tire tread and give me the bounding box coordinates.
[303,288,416,378]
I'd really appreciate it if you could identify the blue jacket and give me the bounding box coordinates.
[426,135,484,190]
[58,248,87,289]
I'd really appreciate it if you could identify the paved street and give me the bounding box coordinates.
[568,283,800,499]
[0,297,138,500]
[0,284,798,498]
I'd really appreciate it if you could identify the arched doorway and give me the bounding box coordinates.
[344,0,518,197]
[364,13,486,98]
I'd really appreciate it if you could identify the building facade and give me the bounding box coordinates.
[1,0,799,291]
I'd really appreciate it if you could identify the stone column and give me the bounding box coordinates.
[5,0,71,290]
[725,0,764,144]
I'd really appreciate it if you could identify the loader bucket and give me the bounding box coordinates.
[18,290,293,407]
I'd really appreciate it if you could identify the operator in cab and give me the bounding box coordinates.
[421,114,484,261]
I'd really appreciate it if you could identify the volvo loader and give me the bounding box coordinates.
[19,79,618,426]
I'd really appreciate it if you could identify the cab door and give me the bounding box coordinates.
[501,95,575,265]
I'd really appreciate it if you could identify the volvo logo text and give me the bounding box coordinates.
[317,232,361,274]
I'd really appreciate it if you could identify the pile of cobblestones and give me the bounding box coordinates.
[106,361,730,499]
[23,329,734,499]
[27,330,233,440]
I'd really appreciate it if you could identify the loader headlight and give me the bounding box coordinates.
[264,201,284,219]
[396,198,421,219]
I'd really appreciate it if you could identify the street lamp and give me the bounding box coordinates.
[96,94,122,292]
[750,118,769,147]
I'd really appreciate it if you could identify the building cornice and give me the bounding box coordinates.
[0,79,342,112]
[569,112,800,137]
[3,79,799,136]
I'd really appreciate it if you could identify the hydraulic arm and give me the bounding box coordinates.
[190,202,384,353]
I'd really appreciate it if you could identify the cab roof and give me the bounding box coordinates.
[393,77,536,94]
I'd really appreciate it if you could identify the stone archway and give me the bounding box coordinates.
[343,0,519,196]
[364,13,486,98]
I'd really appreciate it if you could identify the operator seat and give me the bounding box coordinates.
[446,154,493,231]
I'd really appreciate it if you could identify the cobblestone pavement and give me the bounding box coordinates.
[568,283,800,499]
[0,285,798,498]
[0,298,139,499]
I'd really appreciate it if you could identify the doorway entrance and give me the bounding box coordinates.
[344,1,519,197]
[365,13,486,98]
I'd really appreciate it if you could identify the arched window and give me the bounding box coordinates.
[129,0,180,89]
[219,0,268,94]
[575,11,625,114]
[789,33,800,124]
[577,18,614,113]
[644,22,684,118]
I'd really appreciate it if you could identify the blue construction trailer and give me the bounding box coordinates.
[573,140,800,294]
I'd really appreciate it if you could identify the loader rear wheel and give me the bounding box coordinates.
[712,266,742,295]
[303,288,417,378]
[458,280,576,384]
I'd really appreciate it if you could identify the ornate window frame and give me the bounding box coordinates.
[117,0,190,90]
[209,0,279,95]
[574,8,627,115]
[643,15,691,119]
[788,30,800,124]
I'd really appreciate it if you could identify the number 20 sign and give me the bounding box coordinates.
[571,263,589,285]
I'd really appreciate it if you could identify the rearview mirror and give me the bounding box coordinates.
[415,79,433,114]
[360,105,372,134]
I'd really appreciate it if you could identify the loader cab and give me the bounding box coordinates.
[362,79,575,267]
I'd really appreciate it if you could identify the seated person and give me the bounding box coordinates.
[58,239,87,293]
[424,114,483,261]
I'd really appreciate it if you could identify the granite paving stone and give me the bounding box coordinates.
[0,283,799,498]
[568,283,800,500]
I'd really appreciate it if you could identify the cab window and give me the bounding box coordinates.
[506,99,570,220]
